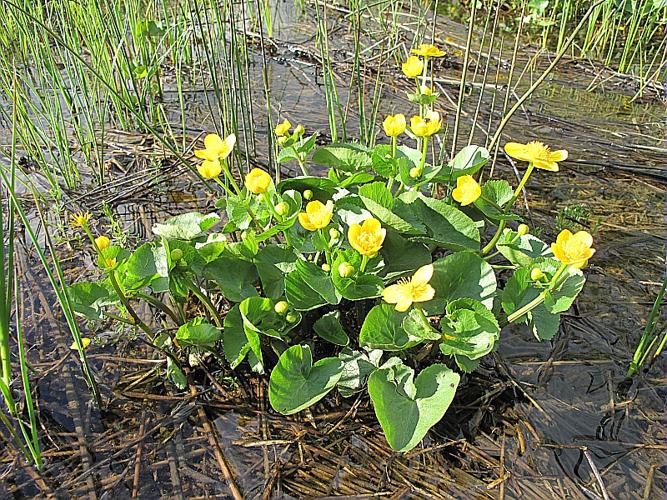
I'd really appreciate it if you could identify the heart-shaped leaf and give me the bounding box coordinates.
[255,244,299,298]
[425,251,497,314]
[152,212,219,240]
[359,303,431,351]
[204,255,258,302]
[269,345,343,415]
[439,299,499,360]
[176,318,222,347]
[285,259,340,310]
[368,360,460,451]
[409,195,480,251]
[313,311,349,346]
[331,250,383,300]
[496,229,552,267]
[338,348,383,397]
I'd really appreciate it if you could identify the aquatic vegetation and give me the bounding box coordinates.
[66,46,593,452]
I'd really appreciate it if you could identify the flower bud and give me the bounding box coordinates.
[275,202,289,216]
[303,189,313,200]
[170,248,184,262]
[409,166,422,179]
[338,262,355,278]
[530,268,544,281]
[321,263,331,272]
[95,235,110,251]
[274,300,289,315]
[294,124,305,136]
[277,136,288,146]
[329,228,341,241]
[104,258,117,269]
[517,224,529,236]
[285,312,298,323]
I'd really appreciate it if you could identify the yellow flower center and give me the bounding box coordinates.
[524,141,552,162]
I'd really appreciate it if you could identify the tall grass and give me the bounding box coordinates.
[0,79,42,467]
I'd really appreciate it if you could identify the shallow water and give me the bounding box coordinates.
[1,1,665,498]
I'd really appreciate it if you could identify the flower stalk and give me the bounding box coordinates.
[506,263,568,324]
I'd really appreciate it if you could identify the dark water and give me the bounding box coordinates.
[1,2,665,498]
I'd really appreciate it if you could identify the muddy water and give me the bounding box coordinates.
[2,2,665,498]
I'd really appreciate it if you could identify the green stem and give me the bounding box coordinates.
[418,135,429,173]
[187,282,223,328]
[107,271,156,342]
[296,156,308,176]
[360,255,369,273]
[481,163,535,255]
[507,264,568,323]
[221,158,242,195]
[136,292,181,325]
[213,176,235,198]
[508,163,535,209]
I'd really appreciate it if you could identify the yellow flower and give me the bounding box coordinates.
[419,85,432,96]
[348,217,386,257]
[94,235,110,251]
[504,141,568,172]
[411,44,445,58]
[410,111,441,137]
[70,211,91,228]
[294,124,305,136]
[402,56,424,77]
[551,229,595,269]
[197,161,222,179]
[104,257,117,269]
[70,337,92,351]
[274,119,292,137]
[451,175,481,206]
[298,200,334,231]
[194,133,236,163]
[383,114,406,137]
[382,264,435,312]
[245,168,272,194]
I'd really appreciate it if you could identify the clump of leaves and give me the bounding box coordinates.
[67,46,594,452]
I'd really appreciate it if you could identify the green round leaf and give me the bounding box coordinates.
[427,251,497,314]
[368,361,460,452]
[176,318,222,347]
[313,311,350,346]
[269,345,344,415]
[439,299,499,360]
[359,303,425,351]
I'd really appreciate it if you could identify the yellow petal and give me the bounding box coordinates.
[362,217,381,234]
[574,231,593,248]
[245,168,272,193]
[532,159,559,172]
[412,264,434,285]
[549,149,568,162]
[218,134,236,160]
[556,229,573,246]
[194,148,216,161]
[197,160,222,179]
[382,283,408,304]
[275,119,292,137]
[452,175,481,206]
[394,295,414,312]
[306,200,324,215]
[298,213,317,231]
[401,56,424,78]
[71,337,91,350]
[504,142,530,162]
[94,235,110,251]
[204,133,225,153]
[412,284,435,303]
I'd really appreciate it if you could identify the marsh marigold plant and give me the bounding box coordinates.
[66,44,592,454]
